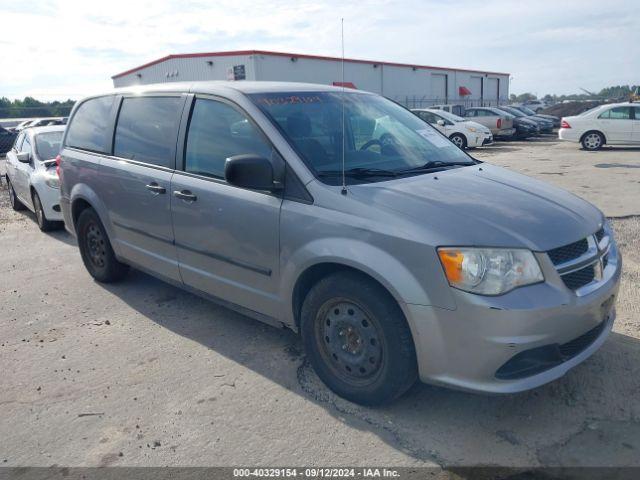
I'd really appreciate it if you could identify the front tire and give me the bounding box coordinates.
[300,271,418,405]
[32,191,56,232]
[449,133,467,150]
[76,208,129,283]
[581,131,604,151]
[7,178,25,211]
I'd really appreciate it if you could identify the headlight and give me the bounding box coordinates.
[45,174,59,189]
[437,247,544,295]
[467,127,477,132]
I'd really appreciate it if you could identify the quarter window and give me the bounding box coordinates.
[184,99,272,179]
[599,107,631,120]
[65,96,115,153]
[114,96,183,168]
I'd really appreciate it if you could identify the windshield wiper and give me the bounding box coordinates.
[398,160,475,174]
[318,167,400,178]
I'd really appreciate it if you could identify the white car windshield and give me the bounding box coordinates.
[431,110,465,123]
[35,131,64,160]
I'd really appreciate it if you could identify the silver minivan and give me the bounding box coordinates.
[59,82,621,405]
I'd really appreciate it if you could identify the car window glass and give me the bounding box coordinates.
[14,133,25,151]
[66,96,114,153]
[114,96,183,168]
[22,136,33,155]
[184,98,273,179]
[417,111,437,124]
[600,107,631,120]
[634,107,640,119]
[35,131,64,160]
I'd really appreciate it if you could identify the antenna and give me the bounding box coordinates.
[340,18,347,195]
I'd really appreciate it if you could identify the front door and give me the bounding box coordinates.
[597,106,633,143]
[98,94,186,282]
[170,96,282,318]
[633,106,640,143]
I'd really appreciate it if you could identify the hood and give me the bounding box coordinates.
[464,120,491,134]
[349,164,602,252]
[514,117,538,128]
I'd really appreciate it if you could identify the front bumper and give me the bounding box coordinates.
[37,185,63,222]
[405,243,622,394]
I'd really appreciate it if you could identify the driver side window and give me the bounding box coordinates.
[22,136,33,155]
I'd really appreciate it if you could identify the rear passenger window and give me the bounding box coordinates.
[114,96,183,168]
[66,96,114,153]
[184,99,272,179]
[599,107,631,120]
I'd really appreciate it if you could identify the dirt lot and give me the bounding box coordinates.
[1,137,639,471]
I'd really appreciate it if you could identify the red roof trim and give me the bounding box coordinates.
[111,49,510,79]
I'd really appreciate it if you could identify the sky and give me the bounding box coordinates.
[0,0,638,101]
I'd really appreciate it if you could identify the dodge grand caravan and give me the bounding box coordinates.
[59,82,621,405]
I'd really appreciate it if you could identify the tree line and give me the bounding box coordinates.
[510,85,639,104]
[0,97,76,118]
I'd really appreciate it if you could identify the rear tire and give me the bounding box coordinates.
[77,208,129,283]
[300,271,418,405]
[581,131,604,151]
[32,191,56,232]
[449,133,467,150]
[7,178,25,211]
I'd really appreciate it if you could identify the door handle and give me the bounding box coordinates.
[145,183,166,194]
[173,190,197,202]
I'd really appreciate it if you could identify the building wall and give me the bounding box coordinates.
[112,53,509,106]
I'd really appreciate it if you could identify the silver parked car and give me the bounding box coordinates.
[5,125,65,231]
[59,82,621,405]
[464,107,516,138]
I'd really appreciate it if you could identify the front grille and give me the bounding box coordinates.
[595,227,605,243]
[547,238,589,265]
[561,265,596,290]
[559,321,606,357]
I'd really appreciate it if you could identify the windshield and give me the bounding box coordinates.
[518,106,537,115]
[35,131,63,160]
[249,92,473,184]
[433,110,465,123]
[500,107,525,117]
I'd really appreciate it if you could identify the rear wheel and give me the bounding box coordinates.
[77,208,129,283]
[449,133,467,150]
[300,271,418,405]
[32,191,56,232]
[581,131,604,151]
[7,178,25,211]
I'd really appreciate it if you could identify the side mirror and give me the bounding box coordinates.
[225,154,283,191]
[437,119,446,127]
[17,152,31,163]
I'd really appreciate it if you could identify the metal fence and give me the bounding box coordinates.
[393,96,506,109]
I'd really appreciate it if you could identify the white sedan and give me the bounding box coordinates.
[412,108,493,149]
[559,102,640,150]
[5,125,65,231]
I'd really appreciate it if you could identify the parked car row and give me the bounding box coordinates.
[10,117,67,133]
[428,104,559,142]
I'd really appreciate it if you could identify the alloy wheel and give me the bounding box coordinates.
[34,195,44,227]
[584,133,602,150]
[451,135,464,149]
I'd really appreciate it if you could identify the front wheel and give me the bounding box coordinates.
[32,191,56,232]
[300,272,418,405]
[77,208,129,283]
[581,131,604,151]
[449,133,467,150]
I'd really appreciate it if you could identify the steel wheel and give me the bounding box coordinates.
[85,222,107,268]
[582,132,602,150]
[315,298,384,385]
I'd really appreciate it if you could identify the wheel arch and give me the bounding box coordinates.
[68,184,115,241]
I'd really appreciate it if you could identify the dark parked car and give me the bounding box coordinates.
[511,105,561,128]
[498,106,554,133]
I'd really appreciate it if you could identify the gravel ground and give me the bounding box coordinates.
[1,139,639,471]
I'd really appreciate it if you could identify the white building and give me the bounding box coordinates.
[112,50,510,107]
